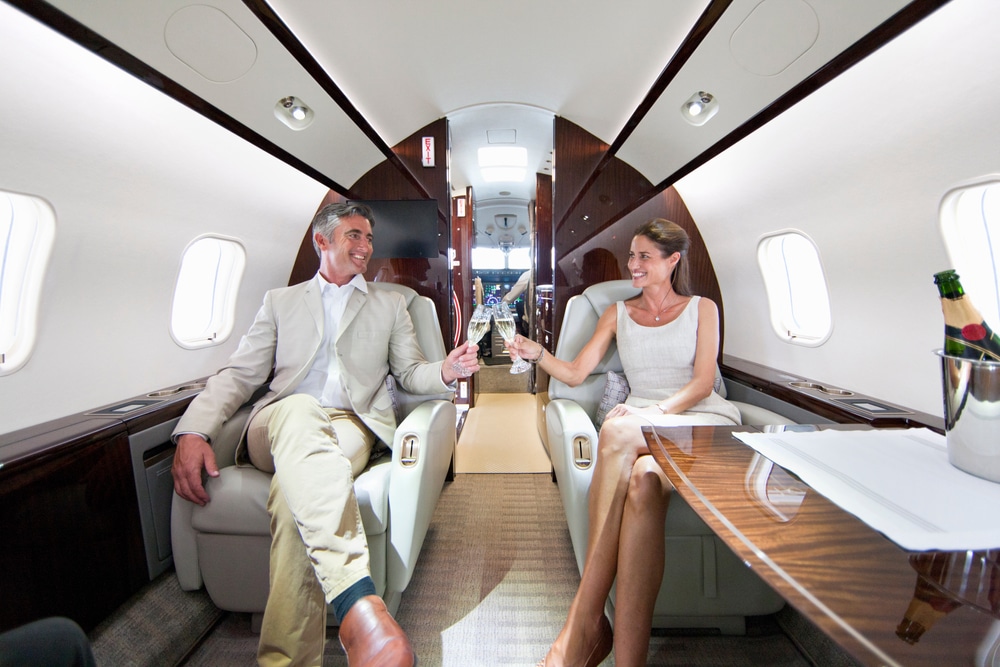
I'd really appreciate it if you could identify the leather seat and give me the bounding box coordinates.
[543,280,790,634]
[170,282,456,621]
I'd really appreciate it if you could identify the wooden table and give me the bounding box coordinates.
[642,424,999,667]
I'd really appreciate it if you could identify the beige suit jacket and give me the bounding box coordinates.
[173,278,448,461]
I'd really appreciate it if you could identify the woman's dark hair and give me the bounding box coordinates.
[634,218,691,295]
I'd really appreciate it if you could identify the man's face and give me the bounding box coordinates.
[316,214,373,285]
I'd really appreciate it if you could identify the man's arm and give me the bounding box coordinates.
[171,289,283,503]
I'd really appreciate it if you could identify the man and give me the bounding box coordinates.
[171,202,479,666]
[501,270,531,336]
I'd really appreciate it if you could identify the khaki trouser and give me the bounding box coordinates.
[247,394,376,667]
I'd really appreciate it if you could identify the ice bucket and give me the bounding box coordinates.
[936,350,1000,483]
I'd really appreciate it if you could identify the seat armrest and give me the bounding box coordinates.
[386,399,456,594]
[545,398,599,573]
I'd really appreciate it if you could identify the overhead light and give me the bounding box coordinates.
[681,91,719,126]
[478,146,527,183]
[274,96,314,130]
[481,167,526,182]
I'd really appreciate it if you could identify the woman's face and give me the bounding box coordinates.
[628,234,678,288]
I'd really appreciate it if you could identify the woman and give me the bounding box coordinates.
[509,218,740,667]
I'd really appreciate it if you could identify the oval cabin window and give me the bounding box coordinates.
[757,230,832,346]
[940,177,1000,332]
[0,190,56,376]
[171,235,246,349]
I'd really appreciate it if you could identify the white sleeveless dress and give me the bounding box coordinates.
[616,297,741,425]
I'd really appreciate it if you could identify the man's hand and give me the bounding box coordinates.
[442,341,481,383]
[172,433,219,506]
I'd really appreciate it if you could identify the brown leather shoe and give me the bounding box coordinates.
[338,595,416,667]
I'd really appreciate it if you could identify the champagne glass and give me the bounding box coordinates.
[492,303,530,374]
[452,304,491,377]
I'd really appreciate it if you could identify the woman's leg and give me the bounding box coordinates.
[544,416,647,666]
[612,455,671,667]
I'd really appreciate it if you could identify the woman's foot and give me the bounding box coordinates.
[537,614,613,667]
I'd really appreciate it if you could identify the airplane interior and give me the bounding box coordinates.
[2,0,1000,665]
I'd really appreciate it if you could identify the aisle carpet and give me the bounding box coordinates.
[89,571,221,667]
[456,393,550,473]
[177,474,814,666]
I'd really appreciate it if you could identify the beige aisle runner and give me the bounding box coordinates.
[456,393,551,473]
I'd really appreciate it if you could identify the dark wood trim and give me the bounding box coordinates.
[0,382,201,633]
[722,354,945,432]
[0,424,148,633]
[0,417,124,475]
[6,0,350,194]
[556,0,733,228]
[533,174,554,394]
[608,0,733,155]
[564,0,954,228]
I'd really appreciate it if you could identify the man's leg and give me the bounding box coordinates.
[248,395,373,666]
[248,395,413,667]
[256,478,329,667]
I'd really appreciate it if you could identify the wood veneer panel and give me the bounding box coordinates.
[644,424,997,667]
[534,173,554,393]
[0,424,146,633]
[551,185,725,360]
[553,117,607,229]
[292,120,454,347]
[722,355,944,431]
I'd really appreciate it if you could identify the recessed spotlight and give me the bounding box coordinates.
[681,91,719,126]
[274,96,314,130]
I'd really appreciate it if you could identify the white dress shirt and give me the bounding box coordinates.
[294,273,369,409]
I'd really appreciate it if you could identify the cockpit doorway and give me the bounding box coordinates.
[468,211,534,394]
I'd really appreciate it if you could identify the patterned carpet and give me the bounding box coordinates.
[97,474,818,666]
[89,571,221,667]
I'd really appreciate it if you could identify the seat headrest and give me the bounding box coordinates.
[369,281,417,307]
[580,279,640,315]
[368,282,445,362]
[549,280,638,405]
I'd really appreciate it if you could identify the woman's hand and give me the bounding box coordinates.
[603,403,664,420]
[509,334,544,362]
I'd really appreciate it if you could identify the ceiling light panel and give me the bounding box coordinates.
[478,146,528,168]
[43,0,386,189]
[617,0,911,187]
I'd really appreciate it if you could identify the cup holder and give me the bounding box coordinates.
[788,381,854,397]
[147,382,207,398]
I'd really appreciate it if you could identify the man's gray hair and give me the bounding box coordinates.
[311,202,376,256]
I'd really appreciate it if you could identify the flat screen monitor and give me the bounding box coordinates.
[351,199,440,259]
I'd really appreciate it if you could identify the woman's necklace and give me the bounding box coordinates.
[652,290,676,322]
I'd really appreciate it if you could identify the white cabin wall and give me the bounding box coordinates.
[0,5,328,435]
[675,0,1000,418]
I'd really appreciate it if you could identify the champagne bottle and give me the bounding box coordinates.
[934,270,1000,361]
[895,571,962,645]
